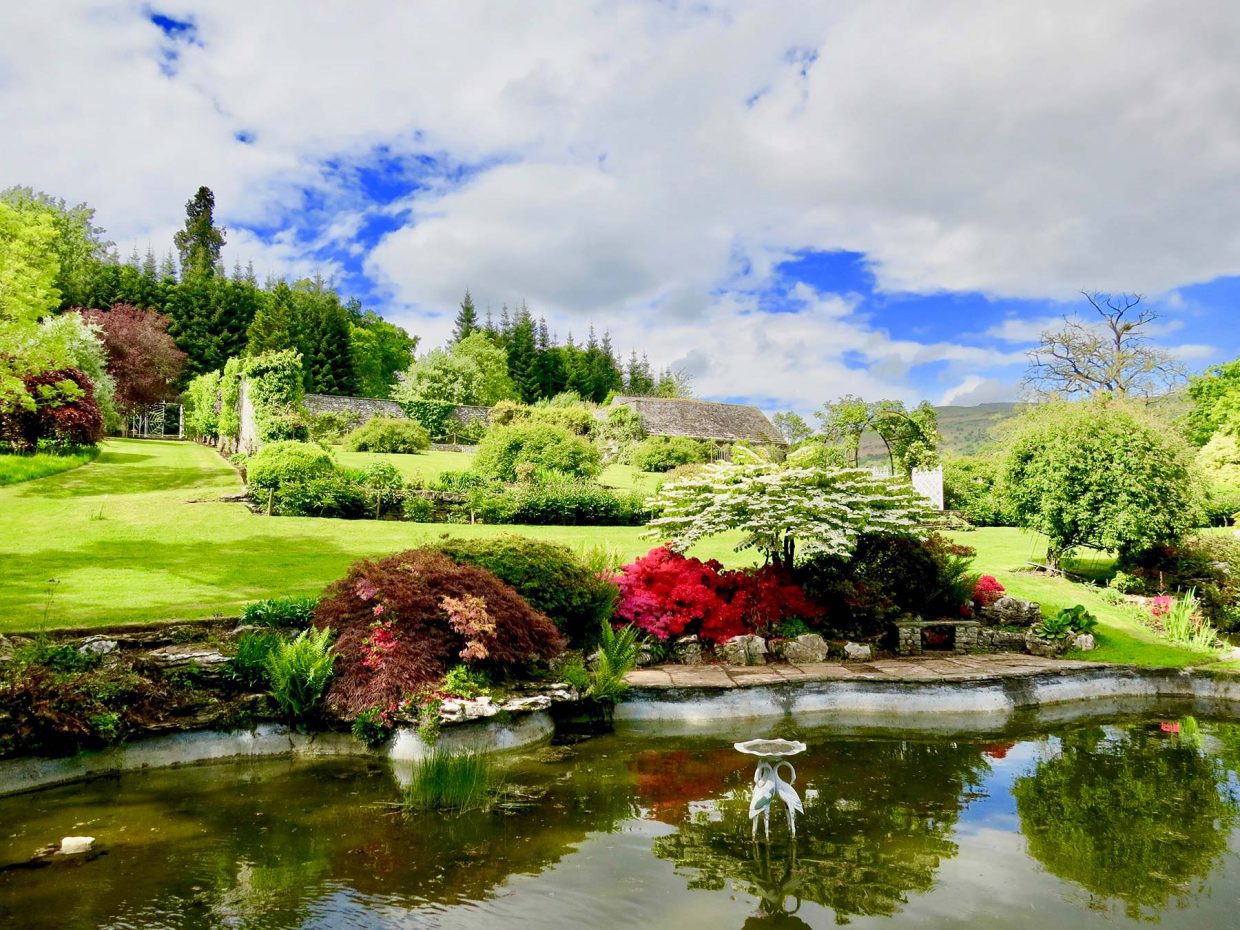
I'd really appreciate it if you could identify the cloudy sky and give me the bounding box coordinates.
[4,1,1240,413]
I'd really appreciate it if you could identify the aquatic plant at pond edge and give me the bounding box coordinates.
[402,749,504,812]
[1158,588,1219,650]
[589,621,644,704]
[264,627,336,721]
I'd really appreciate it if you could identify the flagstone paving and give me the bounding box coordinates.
[625,654,1101,690]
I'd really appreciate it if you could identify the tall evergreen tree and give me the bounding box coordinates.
[246,281,296,355]
[531,317,567,399]
[625,350,656,395]
[452,290,478,344]
[506,303,540,402]
[173,186,226,279]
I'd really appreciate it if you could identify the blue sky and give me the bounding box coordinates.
[6,2,1240,413]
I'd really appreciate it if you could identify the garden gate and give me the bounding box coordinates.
[128,403,184,439]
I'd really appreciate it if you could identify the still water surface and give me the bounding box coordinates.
[3,712,1240,929]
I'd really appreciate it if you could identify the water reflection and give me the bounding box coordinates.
[1012,720,1240,920]
[648,741,991,923]
[4,719,1240,928]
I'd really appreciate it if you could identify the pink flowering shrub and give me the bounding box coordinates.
[1150,595,1173,619]
[614,546,821,644]
[972,575,1006,607]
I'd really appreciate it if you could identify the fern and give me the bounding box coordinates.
[264,627,336,721]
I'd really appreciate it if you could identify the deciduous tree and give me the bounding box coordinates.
[79,304,186,415]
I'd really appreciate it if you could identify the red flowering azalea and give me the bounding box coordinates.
[615,547,822,644]
[972,575,1005,607]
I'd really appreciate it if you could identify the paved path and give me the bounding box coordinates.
[625,654,1102,690]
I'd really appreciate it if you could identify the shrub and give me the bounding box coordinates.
[596,405,646,462]
[402,495,436,522]
[12,637,102,674]
[1,368,105,451]
[439,664,491,699]
[795,532,976,638]
[315,549,564,716]
[227,631,283,688]
[260,411,311,443]
[399,398,456,440]
[264,627,336,721]
[1109,571,1145,595]
[972,575,1006,607]
[351,706,394,748]
[272,470,369,518]
[1202,482,1240,527]
[1153,588,1218,650]
[183,370,221,441]
[1125,534,1240,631]
[431,535,619,646]
[343,417,431,454]
[468,476,649,526]
[943,455,1011,526]
[246,441,335,491]
[429,469,486,492]
[490,400,596,436]
[308,409,362,443]
[630,436,713,472]
[402,749,502,812]
[473,422,601,482]
[614,546,820,643]
[241,595,319,627]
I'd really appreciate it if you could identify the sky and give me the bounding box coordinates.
[4,1,1240,415]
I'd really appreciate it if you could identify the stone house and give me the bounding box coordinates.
[602,395,787,454]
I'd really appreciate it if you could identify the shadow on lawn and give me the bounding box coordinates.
[1,533,378,628]
[17,460,229,499]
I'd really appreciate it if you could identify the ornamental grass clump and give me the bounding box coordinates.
[1157,588,1219,650]
[316,550,564,716]
[402,748,503,813]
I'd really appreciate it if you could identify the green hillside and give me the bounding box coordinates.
[858,401,1019,463]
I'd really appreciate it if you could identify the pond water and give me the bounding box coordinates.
[4,710,1240,929]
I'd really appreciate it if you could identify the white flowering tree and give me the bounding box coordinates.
[644,462,930,567]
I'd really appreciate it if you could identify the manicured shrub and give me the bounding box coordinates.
[431,535,619,645]
[264,627,336,721]
[343,417,431,454]
[796,532,977,637]
[241,595,319,628]
[614,546,820,643]
[246,440,335,491]
[273,470,369,518]
[630,435,713,472]
[467,476,649,526]
[315,550,564,716]
[473,423,601,482]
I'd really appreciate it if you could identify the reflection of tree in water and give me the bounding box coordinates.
[650,740,990,924]
[1013,723,1240,920]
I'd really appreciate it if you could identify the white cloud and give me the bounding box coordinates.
[939,375,1018,406]
[4,0,1239,405]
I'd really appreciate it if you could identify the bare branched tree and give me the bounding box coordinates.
[1023,291,1186,398]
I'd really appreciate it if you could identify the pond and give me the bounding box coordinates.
[4,710,1240,929]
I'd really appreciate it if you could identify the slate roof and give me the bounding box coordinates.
[606,396,786,444]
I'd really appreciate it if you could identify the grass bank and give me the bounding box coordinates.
[0,447,99,486]
[0,439,743,633]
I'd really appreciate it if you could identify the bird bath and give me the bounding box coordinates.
[735,738,806,841]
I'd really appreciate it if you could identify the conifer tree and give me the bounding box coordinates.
[506,302,540,402]
[173,186,226,279]
[452,290,478,344]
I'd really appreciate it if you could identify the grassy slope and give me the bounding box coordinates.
[0,447,98,486]
[0,439,744,633]
[946,527,1216,668]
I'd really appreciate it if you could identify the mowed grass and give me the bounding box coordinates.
[0,439,747,633]
[0,447,99,486]
[334,447,476,484]
[944,527,1218,668]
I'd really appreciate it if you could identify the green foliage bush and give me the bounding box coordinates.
[429,469,486,492]
[1000,400,1201,562]
[943,454,1011,526]
[13,637,102,674]
[595,405,646,462]
[796,533,978,638]
[245,440,335,491]
[490,399,596,436]
[241,595,319,628]
[400,398,456,440]
[259,411,311,443]
[468,476,648,526]
[343,417,430,454]
[1109,571,1145,595]
[402,494,435,522]
[473,422,601,482]
[1202,482,1240,527]
[588,620,643,704]
[264,627,336,721]
[273,470,369,518]
[629,435,713,472]
[432,535,619,645]
[182,370,221,440]
[1126,533,1240,631]
[307,409,361,443]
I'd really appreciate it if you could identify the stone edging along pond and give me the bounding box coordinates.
[5,662,1240,796]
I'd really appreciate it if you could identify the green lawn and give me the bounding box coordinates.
[334,447,475,484]
[0,439,745,633]
[945,527,1218,668]
[0,447,99,486]
[0,439,1226,671]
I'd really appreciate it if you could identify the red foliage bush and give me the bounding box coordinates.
[315,549,564,716]
[1,368,104,450]
[614,546,822,644]
[972,575,1006,607]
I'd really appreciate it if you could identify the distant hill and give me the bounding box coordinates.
[857,402,1020,463]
